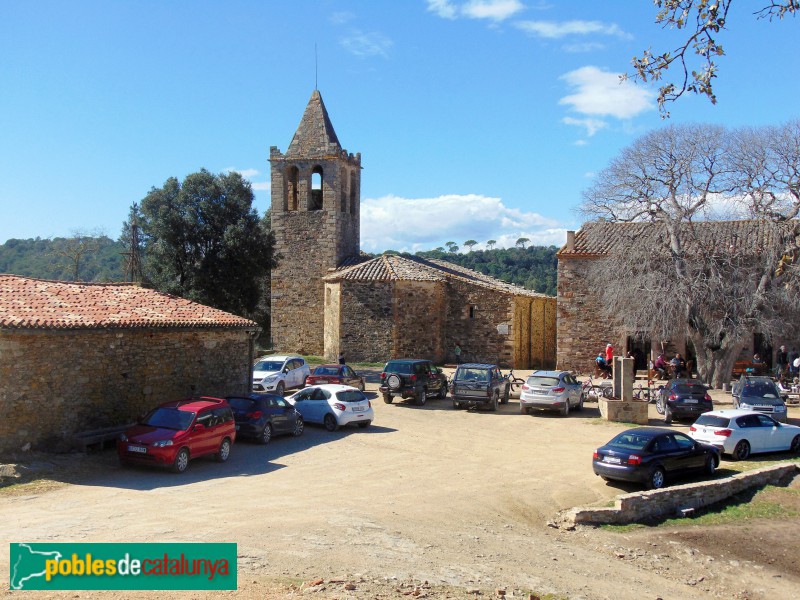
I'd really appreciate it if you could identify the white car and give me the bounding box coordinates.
[688,409,800,460]
[252,355,311,395]
[287,384,374,431]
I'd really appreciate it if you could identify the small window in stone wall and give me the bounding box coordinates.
[469,305,476,319]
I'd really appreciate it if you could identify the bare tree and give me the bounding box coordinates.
[581,121,800,388]
[628,1,798,116]
[49,229,104,281]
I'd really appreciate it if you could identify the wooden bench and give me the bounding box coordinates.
[73,423,134,453]
[732,361,767,377]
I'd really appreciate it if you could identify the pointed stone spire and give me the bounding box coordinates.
[286,90,342,158]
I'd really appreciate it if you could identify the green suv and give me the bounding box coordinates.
[379,359,448,405]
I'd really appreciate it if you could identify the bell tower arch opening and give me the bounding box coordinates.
[310,166,323,211]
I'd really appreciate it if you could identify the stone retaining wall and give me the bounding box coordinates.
[555,463,799,527]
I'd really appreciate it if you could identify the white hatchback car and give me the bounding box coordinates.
[252,355,311,395]
[288,384,374,431]
[688,409,800,460]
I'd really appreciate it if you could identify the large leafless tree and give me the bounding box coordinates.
[581,121,800,388]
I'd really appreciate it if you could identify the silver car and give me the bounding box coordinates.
[519,370,583,416]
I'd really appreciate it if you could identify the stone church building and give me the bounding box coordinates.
[270,91,556,368]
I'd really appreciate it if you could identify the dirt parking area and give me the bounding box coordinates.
[1,369,799,599]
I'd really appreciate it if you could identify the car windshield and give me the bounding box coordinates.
[227,398,256,411]
[254,360,283,372]
[526,376,560,387]
[607,432,652,451]
[384,362,414,374]
[335,390,367,403]
[142,407,194,431]
[743,383,778,398]
[313,366,341,376]
[693,414,730,428]
[674,384,705,394]
[456,368,489,382]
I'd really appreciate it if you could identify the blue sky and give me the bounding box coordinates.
[1,1,798,253]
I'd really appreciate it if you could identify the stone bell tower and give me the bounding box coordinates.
[269,90,361,354]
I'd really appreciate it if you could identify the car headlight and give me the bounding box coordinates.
[264,375,279,383]
[775,405,787,412]
[152,440,173,447]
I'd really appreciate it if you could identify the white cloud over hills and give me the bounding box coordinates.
[360,193,568,253]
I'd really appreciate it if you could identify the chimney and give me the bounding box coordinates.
[566,230,575,252]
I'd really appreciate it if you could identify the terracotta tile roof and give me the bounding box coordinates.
[557,219,798,258]
[324,254,550,298]
[0,275,258,331]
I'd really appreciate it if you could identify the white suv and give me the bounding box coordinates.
[252,355,311,395]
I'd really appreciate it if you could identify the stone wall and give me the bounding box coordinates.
[556,463,798,527]
[394,280,447,363]
[557,256,619,374]
[0,328,253,454]
[445,279,514,366]
[327,281,394,363]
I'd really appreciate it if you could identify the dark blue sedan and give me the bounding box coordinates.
[226,393,304,444]
[592,427,719,489]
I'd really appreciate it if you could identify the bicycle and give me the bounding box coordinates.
[633,380,665,413]
[581,374,613,401]
[506,369,525,394]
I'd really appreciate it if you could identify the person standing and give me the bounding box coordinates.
[777,345,789,376]
[454,343,462,364]
[605,344,614,368]
[338,351,345,365]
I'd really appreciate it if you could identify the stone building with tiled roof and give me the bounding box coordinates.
[0,275,259,453]
[556,220,795,374]
[270,91,556,367]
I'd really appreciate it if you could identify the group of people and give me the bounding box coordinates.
[594,344,614,377]
[653,352,687,379]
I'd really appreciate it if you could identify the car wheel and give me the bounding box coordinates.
[488,392,498,411]
[502,385,510,404]
[655,396,665,415]
[733,439,751,461]
[664,404,672,425]
[386,374,402,391]
[276,381,285,396]
[323,414,339,432]
[358,380,365,392]
[172,448,190,473]
[356,420,371,429]
[576,393,584,411]
[260,423,273,445]
[292,416,304,437]
[383,394,393,404]
[452,398,461,409]
[415,388,427,406]
[791,435,800,453]
[705,454,718,475]
[561,400,570,417]
[438,381,448,399]
[648,466,666,490]
[215,438,231,462]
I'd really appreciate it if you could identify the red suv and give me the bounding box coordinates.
[117,397,236,473]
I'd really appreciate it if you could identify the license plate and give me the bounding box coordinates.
[352,406,365,412]
[603,456,621,464]
[684,399,698,404]
[127,445,147,454]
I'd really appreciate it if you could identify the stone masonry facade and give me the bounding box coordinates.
[0,328,253,454]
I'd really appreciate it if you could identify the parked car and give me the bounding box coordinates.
[688,409,800,460]
[519,370,583,416]
[252,355,311,395]
[305,364,365,390]
[288,384,374,431]
[655,378,713,424]
[379,359,448,405]
[592,427,719,489]
[226,393,304,444]
[450,363,510,410]
[731,375,789,423]
[118,397,236,473]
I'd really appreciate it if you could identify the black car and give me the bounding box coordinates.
[225,393,304,444]
[379,359,448,405]
[450,363,510,410]
[655,378,713,423]
[592,427,719,489]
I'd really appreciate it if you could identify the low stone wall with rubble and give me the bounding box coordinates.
[555,463,799,528]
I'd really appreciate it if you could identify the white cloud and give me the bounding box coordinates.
[330,11,355,25]
[514,20,630,39]
[225,167,259,178]
[251,182,270,192]
[559,66,655,121]
[360,193,565,253]
[340,30,393,58]
[562,42,605,53]
[562,116,607,137]
[426,0,523,22]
